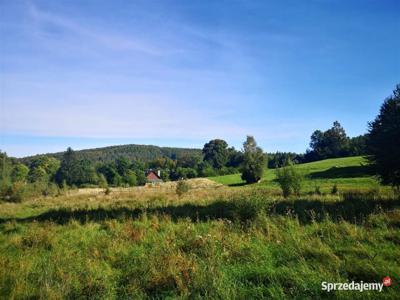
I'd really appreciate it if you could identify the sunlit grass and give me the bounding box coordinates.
[209,156,386,194]
[0,187,399,299]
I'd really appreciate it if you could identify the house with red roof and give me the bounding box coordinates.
[145,170,163,183]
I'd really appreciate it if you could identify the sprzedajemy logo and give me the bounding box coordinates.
[321,277,392,293]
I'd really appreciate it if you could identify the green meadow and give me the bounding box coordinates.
[1,156,399,299]
[210,156,381,193]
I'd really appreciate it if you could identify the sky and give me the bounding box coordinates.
[0,0,399,157]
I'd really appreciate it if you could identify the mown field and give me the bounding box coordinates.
[1,157,399,299]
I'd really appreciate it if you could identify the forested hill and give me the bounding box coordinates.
[19,144,202,164]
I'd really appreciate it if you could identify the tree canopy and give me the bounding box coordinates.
[309,121,349,160]
[202,139,229,169]
[367,84,400,188]
[241,136,266,184]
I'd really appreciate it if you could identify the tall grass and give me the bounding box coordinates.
[0,189,399,299]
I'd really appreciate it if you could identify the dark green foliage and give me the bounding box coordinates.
[75,159,98,186]
[171,167,198,180]
[367,84,400,188]
[159,170,170,182]
[26,156,60,187]
[56,148,98,187]
[197,161,217,177]
[135,170,147,186]
[97,174,108,188]
[309,121,349,160]
[347,134,368,156]
[28,166,48,183]
[268,152,303,168]
[55,148,80,186]
[0,151,12,193]
[28,156,60,180]
[176,180,190,196]
[275,161,303,197]
[305,124,368,163]
[241,136,266,184]
[314,185,322,195]
[4,182,26,202]
[176,155,202,169]
[97,164,120,186]
[20,144,202,165]
[42,183,60,197]
[226,147,243,168]
[124,170,137,187]
[11,164,29,183]
[331,183,338,195]
[148,157,176,170]
[115,156,131,177]
[104,187,111,195]
[202,139,229,169]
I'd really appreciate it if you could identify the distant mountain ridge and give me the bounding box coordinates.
[19,144,203,164]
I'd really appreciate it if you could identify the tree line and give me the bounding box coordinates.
[0,135,265,201]
[1,83,399,200]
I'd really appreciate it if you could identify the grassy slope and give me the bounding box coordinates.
[210,156,381,192]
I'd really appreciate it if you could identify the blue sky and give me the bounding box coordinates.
[1,0,399,157]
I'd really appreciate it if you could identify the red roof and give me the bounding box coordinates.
[146,171,161,180]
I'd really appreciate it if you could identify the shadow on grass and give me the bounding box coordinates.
[228,182,248,187]
[308,165,374,179]
[1,196,400,226]
[0,201,238,225]
[271,198,400,225]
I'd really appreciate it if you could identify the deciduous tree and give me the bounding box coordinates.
[241,136,266,184]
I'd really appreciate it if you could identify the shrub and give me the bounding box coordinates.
[0,180,12,200]
[124,170,137,187]
[98,174,108,188]
[231,194,269,223]
[104,187,111,195]
[314,185,322,195]
[135,171,147,186]
[43,183,60,197]
[8,182,26,202]
[199,166,217,177]
[275,163,303,197]
[331,183,338,195]
[176,180,190,197]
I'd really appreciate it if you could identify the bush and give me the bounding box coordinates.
[43,183,60,197]
[231,194,269,223]
[98,174,108,188]
[199,166,217,177]
[1,182,47,202]
[135,171,147,186]
[314,185,322,195]
[331,183,338,195]
[176,180,190,197]
[0,180,11,200]
[104,187,111,195]
[275,163,303,197]
[8,182,26,202]
[124,170,137,187]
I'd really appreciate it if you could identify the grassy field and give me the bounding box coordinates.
[209,156,382,193]
[1,157,399,299]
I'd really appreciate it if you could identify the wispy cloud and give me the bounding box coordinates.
[26,2,169,56]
